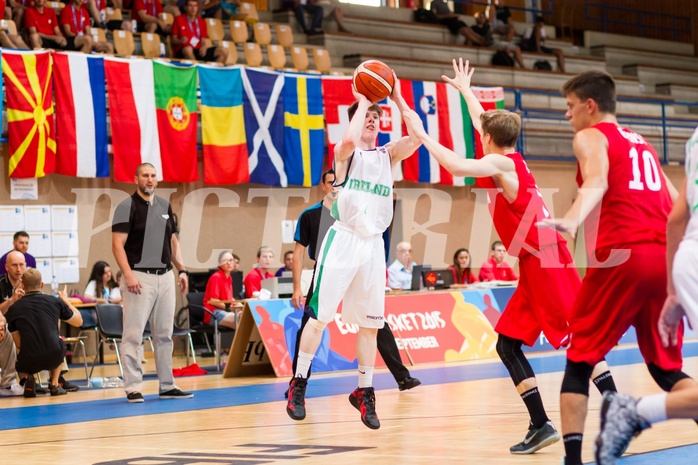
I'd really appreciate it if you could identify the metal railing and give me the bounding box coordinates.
[506,87,698,164]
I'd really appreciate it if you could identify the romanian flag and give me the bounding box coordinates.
[2,50,56,178]
[283,73,324,187]
[198,65,249,185]
[153,61,198,183]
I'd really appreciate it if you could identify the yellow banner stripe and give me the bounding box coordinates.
[8,122,38,176]
[6,109,35,123]
[23,53,43,108]
[2,56,37,108]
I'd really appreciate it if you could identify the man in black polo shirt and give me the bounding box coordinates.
[5,268,83,397]
[112,162,192,403]
[287,169,420,396]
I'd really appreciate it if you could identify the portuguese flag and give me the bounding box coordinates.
[153,61,198,183]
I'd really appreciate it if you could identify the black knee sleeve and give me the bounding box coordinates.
[647,362,691,392]
[496,334,535,386]
[561,360,594,396]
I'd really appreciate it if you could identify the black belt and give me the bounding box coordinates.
[134,268,171,275]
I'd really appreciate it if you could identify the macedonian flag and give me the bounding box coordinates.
[2,50,56,178]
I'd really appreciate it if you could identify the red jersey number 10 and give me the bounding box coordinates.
[628,147,661,192]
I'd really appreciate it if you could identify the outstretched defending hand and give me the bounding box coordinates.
[442,58,475,94]
[535,217,578,240]
[402,109,428,139]
[658,294,688,348]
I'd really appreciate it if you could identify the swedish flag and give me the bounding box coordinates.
[283,74,325,187]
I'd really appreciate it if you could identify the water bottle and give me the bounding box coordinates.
[91,377,123,388]
[131,19,137,33]
[51,276,59,295]
[159,42,166,58]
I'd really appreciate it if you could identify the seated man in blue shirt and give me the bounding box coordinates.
[387,241,416,290]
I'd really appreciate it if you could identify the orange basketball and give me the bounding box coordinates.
[352,60,395,103]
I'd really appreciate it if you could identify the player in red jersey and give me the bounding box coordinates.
[403,58,617,455]
[537,70,697,465]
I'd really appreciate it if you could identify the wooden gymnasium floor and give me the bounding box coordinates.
[3,343,698,465]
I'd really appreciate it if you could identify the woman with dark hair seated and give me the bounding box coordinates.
[449,248,479,286]
[82,261,122,326]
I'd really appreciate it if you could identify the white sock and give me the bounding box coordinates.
[295,351,314,378]
[636,392,668,424]
[358,364,373,388]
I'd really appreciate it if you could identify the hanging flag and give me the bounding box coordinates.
[53,52,109,178]
[153,61,198,183]
[2,50,56,178]
[400,79,448,184]
[241,67,286,187]
[104,57,163,182]
[283,73,325,187]
[321,76,353,171]
[198,65,249,185]
[376,95,405,182]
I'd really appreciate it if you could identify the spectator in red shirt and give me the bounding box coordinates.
[25,0,92,51]
[86,0,130,31]
[60,0,113,53]
[202,250,238,329]
[131,0,170,35]
[0,0,29,48]
[243,246,275,298]
[479,240,518,282]
[170,0,227,63]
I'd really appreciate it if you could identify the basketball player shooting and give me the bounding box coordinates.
[402,58,618,455]
[285,64,421,430]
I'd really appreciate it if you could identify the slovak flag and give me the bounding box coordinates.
[53,52,109,178]
[400,79,474,186]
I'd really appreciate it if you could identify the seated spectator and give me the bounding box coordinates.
[0,231,36,276]
[5,268,83,397]
[470,11,493,47]
[202,250,238,329]
[25,0,93,51]
[275,250,293,277]
[479,240,518,282]
[170,0,228,63]
[430,0,485,46]
[520,15,565,72]
[200,0,221,19]
[9,0,28,33]
[86,0,131,31]
[131,0,171,35]
[487,0,515,42]
[293,0,323,36]
[449,248,478,286]
[314,0,349,33]
[0,0,29,48]
[60,0,113,53]
[83,260,122,324]
[388,241,415,290]
[243,246,275,298]
[472,9,525,68]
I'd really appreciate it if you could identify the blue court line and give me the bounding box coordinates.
[3,341,698,431]
[616,443,698,464]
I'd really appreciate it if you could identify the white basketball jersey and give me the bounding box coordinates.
[685,126,698,241]
[332,146,393,237]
